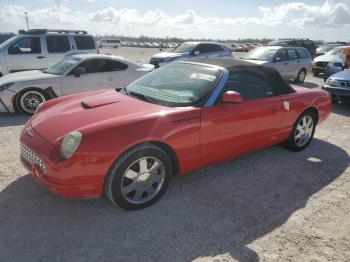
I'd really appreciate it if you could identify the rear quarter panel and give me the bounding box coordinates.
[282,86,332,130]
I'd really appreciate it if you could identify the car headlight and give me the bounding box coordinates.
[0,83,15,92]
[327,79,342,87]
[60,131,83,159]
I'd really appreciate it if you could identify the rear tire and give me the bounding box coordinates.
[15,88,50,115]
[282,110,316,152]
[295,69,307,83]
[105,143,173,210]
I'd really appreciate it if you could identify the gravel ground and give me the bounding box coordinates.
[0,48,350,262]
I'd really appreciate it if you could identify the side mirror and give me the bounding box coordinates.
[273,57,281,63]
[221,91,243,104]
[192,50,200,56]
[73,67,85,77]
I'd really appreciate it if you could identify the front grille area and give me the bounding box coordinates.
[20,143,46,174]
[316,61,328,68]
[340,81,350,88]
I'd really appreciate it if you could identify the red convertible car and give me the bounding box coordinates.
[20,59,332,210]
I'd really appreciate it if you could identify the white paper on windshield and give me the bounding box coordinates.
[190,73,217,82]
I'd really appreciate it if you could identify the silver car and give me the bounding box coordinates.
[243,46,312,83]
[150,42,232,68]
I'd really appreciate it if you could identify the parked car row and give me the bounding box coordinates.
[149,42,232,68]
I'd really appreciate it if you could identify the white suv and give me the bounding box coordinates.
[0,29,98,77]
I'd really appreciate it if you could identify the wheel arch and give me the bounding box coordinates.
[301,106,319,124]
[12,86,56,112]
[108,140,180,177]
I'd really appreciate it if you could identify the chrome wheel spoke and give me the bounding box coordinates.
[149,161,160,174]
[122,182,138,194]
[139,159,148,173]
[133,189,144,201]
[125,169,138,180]
[149,174,163,183]
[145,185,155,196]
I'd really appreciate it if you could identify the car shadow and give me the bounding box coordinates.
[332,102,350,117]
[0,139,348,261]
[0,113,30,127]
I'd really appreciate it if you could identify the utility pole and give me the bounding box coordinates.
[24,12,29,31]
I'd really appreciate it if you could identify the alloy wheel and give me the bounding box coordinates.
[294,115,314,147]
[121,157,165,204]
[20,91,45,114]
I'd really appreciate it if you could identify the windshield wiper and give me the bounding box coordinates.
[129,91,159,104]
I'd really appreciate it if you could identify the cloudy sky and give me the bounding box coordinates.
[0,0,349,41]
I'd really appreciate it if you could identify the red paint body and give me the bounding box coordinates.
[20,85,332,199]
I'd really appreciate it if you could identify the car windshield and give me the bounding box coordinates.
[125,63,222,107]
[245,47,277,61]
[0,35,17,49]
[45,57,82,75]
[173,43,196,53]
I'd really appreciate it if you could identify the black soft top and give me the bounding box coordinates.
[190,58,295,96]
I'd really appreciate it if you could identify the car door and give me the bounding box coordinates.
[5,36,48,72]
[286,48,300,79]
[61,58,116,95]
[296,48,312,73]
[272,49,289,79]
[200,72,285,166]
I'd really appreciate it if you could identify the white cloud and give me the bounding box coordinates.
[0,1,349,40]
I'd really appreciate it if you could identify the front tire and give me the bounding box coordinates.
[15,88,49,115]
[105,143,173,210]
[282,110,316,152]
[295,69,307,83]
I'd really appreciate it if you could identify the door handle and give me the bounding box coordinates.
[284,62,288,65]
[297,60,300,63]
[107,77,114,81]
[36,56,45,59]
[271,108,279,112]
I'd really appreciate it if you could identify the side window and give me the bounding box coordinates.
[74,36,95,50]
[8,37,41,54]
[296,49,309,59]
[287,49,299,60]
[207,44,224,52]
[46,35,70,53]
[196,44,224,53]
[111,60,128,71]
[195,44,208,53]
[73,59,120,74]
[275,49,288,61]
[223,73,274,100]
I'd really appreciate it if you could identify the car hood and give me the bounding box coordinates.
[151,52,187,59]
[328,69,350,81]
[241,59,268,65]
[30,90,169,144]
[313,54,343,63]
[0,70,59,85]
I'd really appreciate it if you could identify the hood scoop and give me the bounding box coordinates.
[81,95,121,109]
